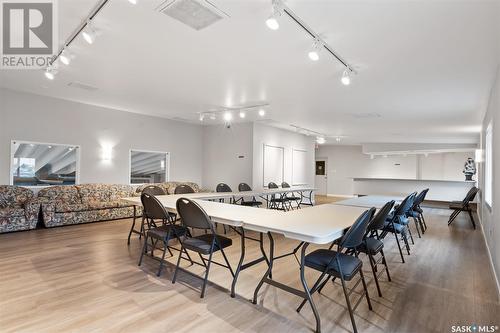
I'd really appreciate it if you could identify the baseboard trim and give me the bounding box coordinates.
[477,212,500,300]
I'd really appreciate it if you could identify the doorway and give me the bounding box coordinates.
[315,159,328,195]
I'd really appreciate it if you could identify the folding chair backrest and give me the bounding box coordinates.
[413,189,428,208]
[141,193,169,220]
[268,182,279,189]
[238,183,252,192]
[339,210,372,249]
[216,183,232,193]
[463,187,479,204]
[174,184,195,194]
[142,185,166,196]
[281,182,291,188]
[368,201,395,231]
[176,197,214,232]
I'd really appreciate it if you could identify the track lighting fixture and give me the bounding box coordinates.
[223,112,233,122]
[239,111,246,119]
[341,68,352,86]
[44,65,57,80]
[82,22,96,44]
[258,109,266,117]
[128,0,137,4]
[308,39,322,62]
[266,1,282,30]
[316,137,326,145]
[59,49,72,65]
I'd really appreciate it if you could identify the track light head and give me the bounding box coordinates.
[258,109,266,117]
[239,111,246,119]
[223,111,232,122]
[308,39,322,61]
[341,68,352,86]
[82,22,96,44]
[44,65,57,80]
[316,137,326,145]
[199,114,204,122]
[60,49,72,65]
[128,0,137,4]
[266,1,282,30]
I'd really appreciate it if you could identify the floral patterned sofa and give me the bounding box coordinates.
[0,186,40,233]
[135,181,201,194]
[39,184,140,228]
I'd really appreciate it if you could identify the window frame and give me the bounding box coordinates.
[10,140,81,187]
[484,123,493,209]
[129,149,170,185]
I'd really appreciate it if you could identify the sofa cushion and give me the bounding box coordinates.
[0,207,25,218]
[87,200,133,210]
[0,186,33,208]
[37,186,81,205]
[55,203,90,213]
[77,184,136,204]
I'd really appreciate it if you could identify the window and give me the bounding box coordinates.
[485,123,493,208]
[11,141,80,186]
[130,150,169,184]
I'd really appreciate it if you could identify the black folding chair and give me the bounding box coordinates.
[237,183,263,207]
[174,184,195,194]
[448,187,479,229]
[408,188,429,236]
[296,210,373,333]
[355,201,394,297]
[281,182,301,209]
[137,193,192,277]
[172,198,234,298]
[380,194,414,263]
[268,182,289,211]
[215,183,233,233]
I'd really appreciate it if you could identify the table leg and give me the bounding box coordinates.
[253,232,274,304]
[299,242,321,333]
[231,227,246,298]
[127,205,137,245]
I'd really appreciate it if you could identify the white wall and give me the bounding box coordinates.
[479,65,500,293]
[0,89,203,185]
[252,123,315,191]
[202,123,253,192]
[317,145,473,196]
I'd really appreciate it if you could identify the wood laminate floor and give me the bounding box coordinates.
[0,204,499,333]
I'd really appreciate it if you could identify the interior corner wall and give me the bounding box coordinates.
[252,123,315,191]
[479,64,500,294]
[0,88,203,186]
[201,123,253,191]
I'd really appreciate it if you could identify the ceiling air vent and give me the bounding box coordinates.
[67,81,98,91]
[156,0,228,31]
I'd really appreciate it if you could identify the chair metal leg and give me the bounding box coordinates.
[413,217,421,238]
[220,247,235,277]
[138,234,148,266]
[172,245,184,284]
[200,250,215,298]
[368,252,382,297]
[402,233,411,255]
[394,231,405,263]
[359,269,373,310]
[380,249,391,281]
[296,271,328,313]
[420,213,428,231]
[468,209,477,229]
[407,225,415,245]
[340,272,358,333]
[157,241,168,277]
[448,210,461,225]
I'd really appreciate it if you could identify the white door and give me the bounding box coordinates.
[315,159,328,195]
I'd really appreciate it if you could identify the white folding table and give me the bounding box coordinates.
[122,192,368,333]
[333,195,403,209]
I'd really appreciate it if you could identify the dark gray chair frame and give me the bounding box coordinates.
[448,187,479,229]
[137,193,192,277]
[267,182,290,211]
[295,210,374,333]
[174,184,195,194]
[237,183,263,207]
[409,188,429,236]
[281,182,301,209]
[172,198,234,298]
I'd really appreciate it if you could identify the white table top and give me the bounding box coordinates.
[334,195,403,209]
[122,188,366,244]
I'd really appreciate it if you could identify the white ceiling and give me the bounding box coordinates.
[1,0,499,144]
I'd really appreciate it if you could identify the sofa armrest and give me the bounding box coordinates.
[24,198,41,229]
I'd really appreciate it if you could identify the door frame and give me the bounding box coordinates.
[315,157,328,195]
